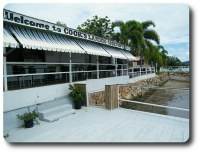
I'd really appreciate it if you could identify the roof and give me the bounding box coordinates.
[3,9,136,60]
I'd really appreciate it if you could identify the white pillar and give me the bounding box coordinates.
[97,56,99,79]
[115,58,117,77]
[3,48,8,91]
[126,61,128,75]
[69,52,72,83]
[121,64,123,76]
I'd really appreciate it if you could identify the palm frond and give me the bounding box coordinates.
[143,29,160,44]
[142,20,156,30]
[112,20,124,28]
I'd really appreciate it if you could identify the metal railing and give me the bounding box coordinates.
[128,67,155,78]
[160,66,189,72]
[118,98,189,112]
[4,62,128,90]
[118,85,189,118]
[4,62,155,90]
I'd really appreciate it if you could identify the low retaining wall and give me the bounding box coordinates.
[88,91,105,107]
[119,73,170,100]
[169,72,190,81]
[88,72,189,108]
[88,74,168,107]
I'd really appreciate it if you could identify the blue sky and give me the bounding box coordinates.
[4,3,189,62]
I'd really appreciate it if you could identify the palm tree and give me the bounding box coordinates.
[111,20,160,67]
[146,45,169,73]
[140,21,160,66]
[157,45,168,66]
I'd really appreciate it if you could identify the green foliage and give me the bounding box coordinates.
[111,19,160,61]
[166,56,182,66]
[56,21,67,27]
[77,15,113,39]
[142,20,155,30]
[156,71,161,75]
[17,110,38,122]
[182,61,189,66]
[68,84,85,103]
[78,16,182,67]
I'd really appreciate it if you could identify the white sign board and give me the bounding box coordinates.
[3,9,130,51]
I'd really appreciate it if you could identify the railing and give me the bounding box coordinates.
[4,62,155,90]
[160,66,189,72]
[4,62,128,90]
[118,85,189,118]
[118,98,189,112]
[128,67,155,78]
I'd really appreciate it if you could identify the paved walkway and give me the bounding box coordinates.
[5,107,189,143]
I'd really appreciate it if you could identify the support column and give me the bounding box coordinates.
[97,56,99,79]
[69,52,72,83]
[121,64,123,76]
[126,61,128,75]
[3,47,8,91]
[115,58,117,77]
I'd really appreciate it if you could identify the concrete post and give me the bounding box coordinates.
[3,48,8,91]
[115,58,117,77]
[69,52,72,83]
[126,62,128,75]
[97,56,99,79]
[121,64,123,76]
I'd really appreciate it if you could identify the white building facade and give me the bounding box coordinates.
[3,9,155,132]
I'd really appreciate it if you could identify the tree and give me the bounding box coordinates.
[141,20,160,60]
[78,17,167,68]
[111,20,160,67]
[166,56,182,66]
[56,21,67,27]
[158,45,168,66]
[111,20,143,55]
[77,15,113,39]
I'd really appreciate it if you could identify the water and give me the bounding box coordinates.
[120,80,189,119]
[162,80,189,118]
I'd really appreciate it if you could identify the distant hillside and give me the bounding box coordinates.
[182,61,189,66]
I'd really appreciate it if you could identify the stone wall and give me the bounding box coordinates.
[169,72,190,81]
[88,74,169,107]
[88,72,189,107]
[88,91,105,107]
[119,73,170,100]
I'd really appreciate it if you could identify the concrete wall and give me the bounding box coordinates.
[3,83,72,112]
[3,75,128,109]
[3,82,75,133]
[86,75,129,93]
[3,96,73,133]
[3,72,158,133]
[3,75,129,133]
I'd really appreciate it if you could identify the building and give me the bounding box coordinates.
[3,9,155,132]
